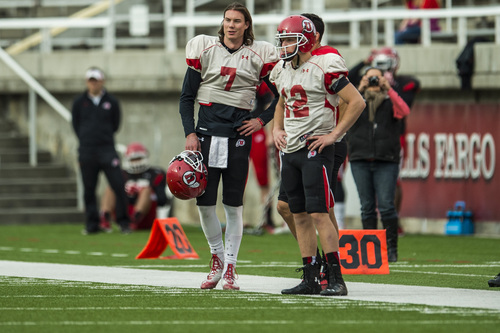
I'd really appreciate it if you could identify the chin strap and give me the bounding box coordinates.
[282,53,300,70]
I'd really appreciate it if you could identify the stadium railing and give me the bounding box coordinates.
[0,3,499,53]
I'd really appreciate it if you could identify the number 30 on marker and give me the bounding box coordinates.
[338,230,390,275]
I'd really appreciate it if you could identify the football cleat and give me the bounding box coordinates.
[200,254,224,289]
[488,273,500,287]
[320,263,348,296]
[221,263,240,290]
[281,263,321,295]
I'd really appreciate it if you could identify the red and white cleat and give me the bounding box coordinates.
[200,254,223,289]
[221,263,240,290]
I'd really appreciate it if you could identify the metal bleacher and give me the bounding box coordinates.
[0,0,498,53]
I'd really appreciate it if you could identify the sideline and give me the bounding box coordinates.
[1,260,499,311]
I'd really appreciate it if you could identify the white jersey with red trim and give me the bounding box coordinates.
[186,35,278,110]
[270,52,348,153]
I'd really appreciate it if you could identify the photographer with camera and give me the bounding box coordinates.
[346,67,410,262]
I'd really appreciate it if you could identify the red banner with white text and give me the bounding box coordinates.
[399,103,499,221]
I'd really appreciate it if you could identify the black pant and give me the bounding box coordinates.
[78,150,129,232]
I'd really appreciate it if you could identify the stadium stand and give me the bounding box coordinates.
[1,0,499,231]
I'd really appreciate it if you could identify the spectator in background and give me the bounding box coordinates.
[100,142,168,231]
[71,67,131,235]
[395,0,441,45]
[347,67,410,263]
[349,47,420,236]
[371,48,420,236]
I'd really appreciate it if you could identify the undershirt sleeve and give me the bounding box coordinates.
[179,67,202,137]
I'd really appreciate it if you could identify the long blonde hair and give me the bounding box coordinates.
[218,2,254,46]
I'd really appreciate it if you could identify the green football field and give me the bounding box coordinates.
[0,223,499,333]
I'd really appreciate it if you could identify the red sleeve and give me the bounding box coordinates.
[388,88,410,119]
[260,62,278,79]
[186,58,202,71]
[324,72,349,95]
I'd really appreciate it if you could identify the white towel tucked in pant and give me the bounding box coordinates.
[208,136,228,168]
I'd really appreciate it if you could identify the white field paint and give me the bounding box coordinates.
[0,260,499,311]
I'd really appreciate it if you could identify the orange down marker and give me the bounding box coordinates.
[136,218,199,259]
[338,229,390,275]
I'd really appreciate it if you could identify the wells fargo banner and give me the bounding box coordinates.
[400,103,499,221]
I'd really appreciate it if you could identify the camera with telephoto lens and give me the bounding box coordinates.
[368,76,380,87]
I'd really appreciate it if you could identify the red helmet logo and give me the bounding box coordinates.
[166,151,208,200]
[302,19,314,34]
[182,170,200,187]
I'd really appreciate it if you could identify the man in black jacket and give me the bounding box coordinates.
[347,67,410,262]
[71,67,130,235]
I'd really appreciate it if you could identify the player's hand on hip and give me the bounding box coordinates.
[273,128,287,151]
[307,134,334,154]
[237,119,261,136]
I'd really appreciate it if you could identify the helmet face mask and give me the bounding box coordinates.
[276,34,308,61]
[275,15,316,61]
[124,142,150,174]
[166,150,208,200]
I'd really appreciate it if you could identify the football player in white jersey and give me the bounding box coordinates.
[271,15,365,296]
[178,2,279,291]
[274,12,351,290]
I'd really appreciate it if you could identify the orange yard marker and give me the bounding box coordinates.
[338,230,390,275]
[136,218,199,259]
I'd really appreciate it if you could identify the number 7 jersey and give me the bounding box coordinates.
[186,35,278,110]
[270,52,348,153]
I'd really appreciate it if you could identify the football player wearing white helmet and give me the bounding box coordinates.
[178,2,279,291]
[271,15,365,296]
[99,142,168,231]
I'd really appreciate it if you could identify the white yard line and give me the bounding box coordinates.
[1,260,499,311]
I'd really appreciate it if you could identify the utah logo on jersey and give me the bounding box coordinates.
[236,139,246,147]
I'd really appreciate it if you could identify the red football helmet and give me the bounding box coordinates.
[124,142,150,174]
[372,47,400,74]
[166,150,208,200]
[276,15,316,60]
